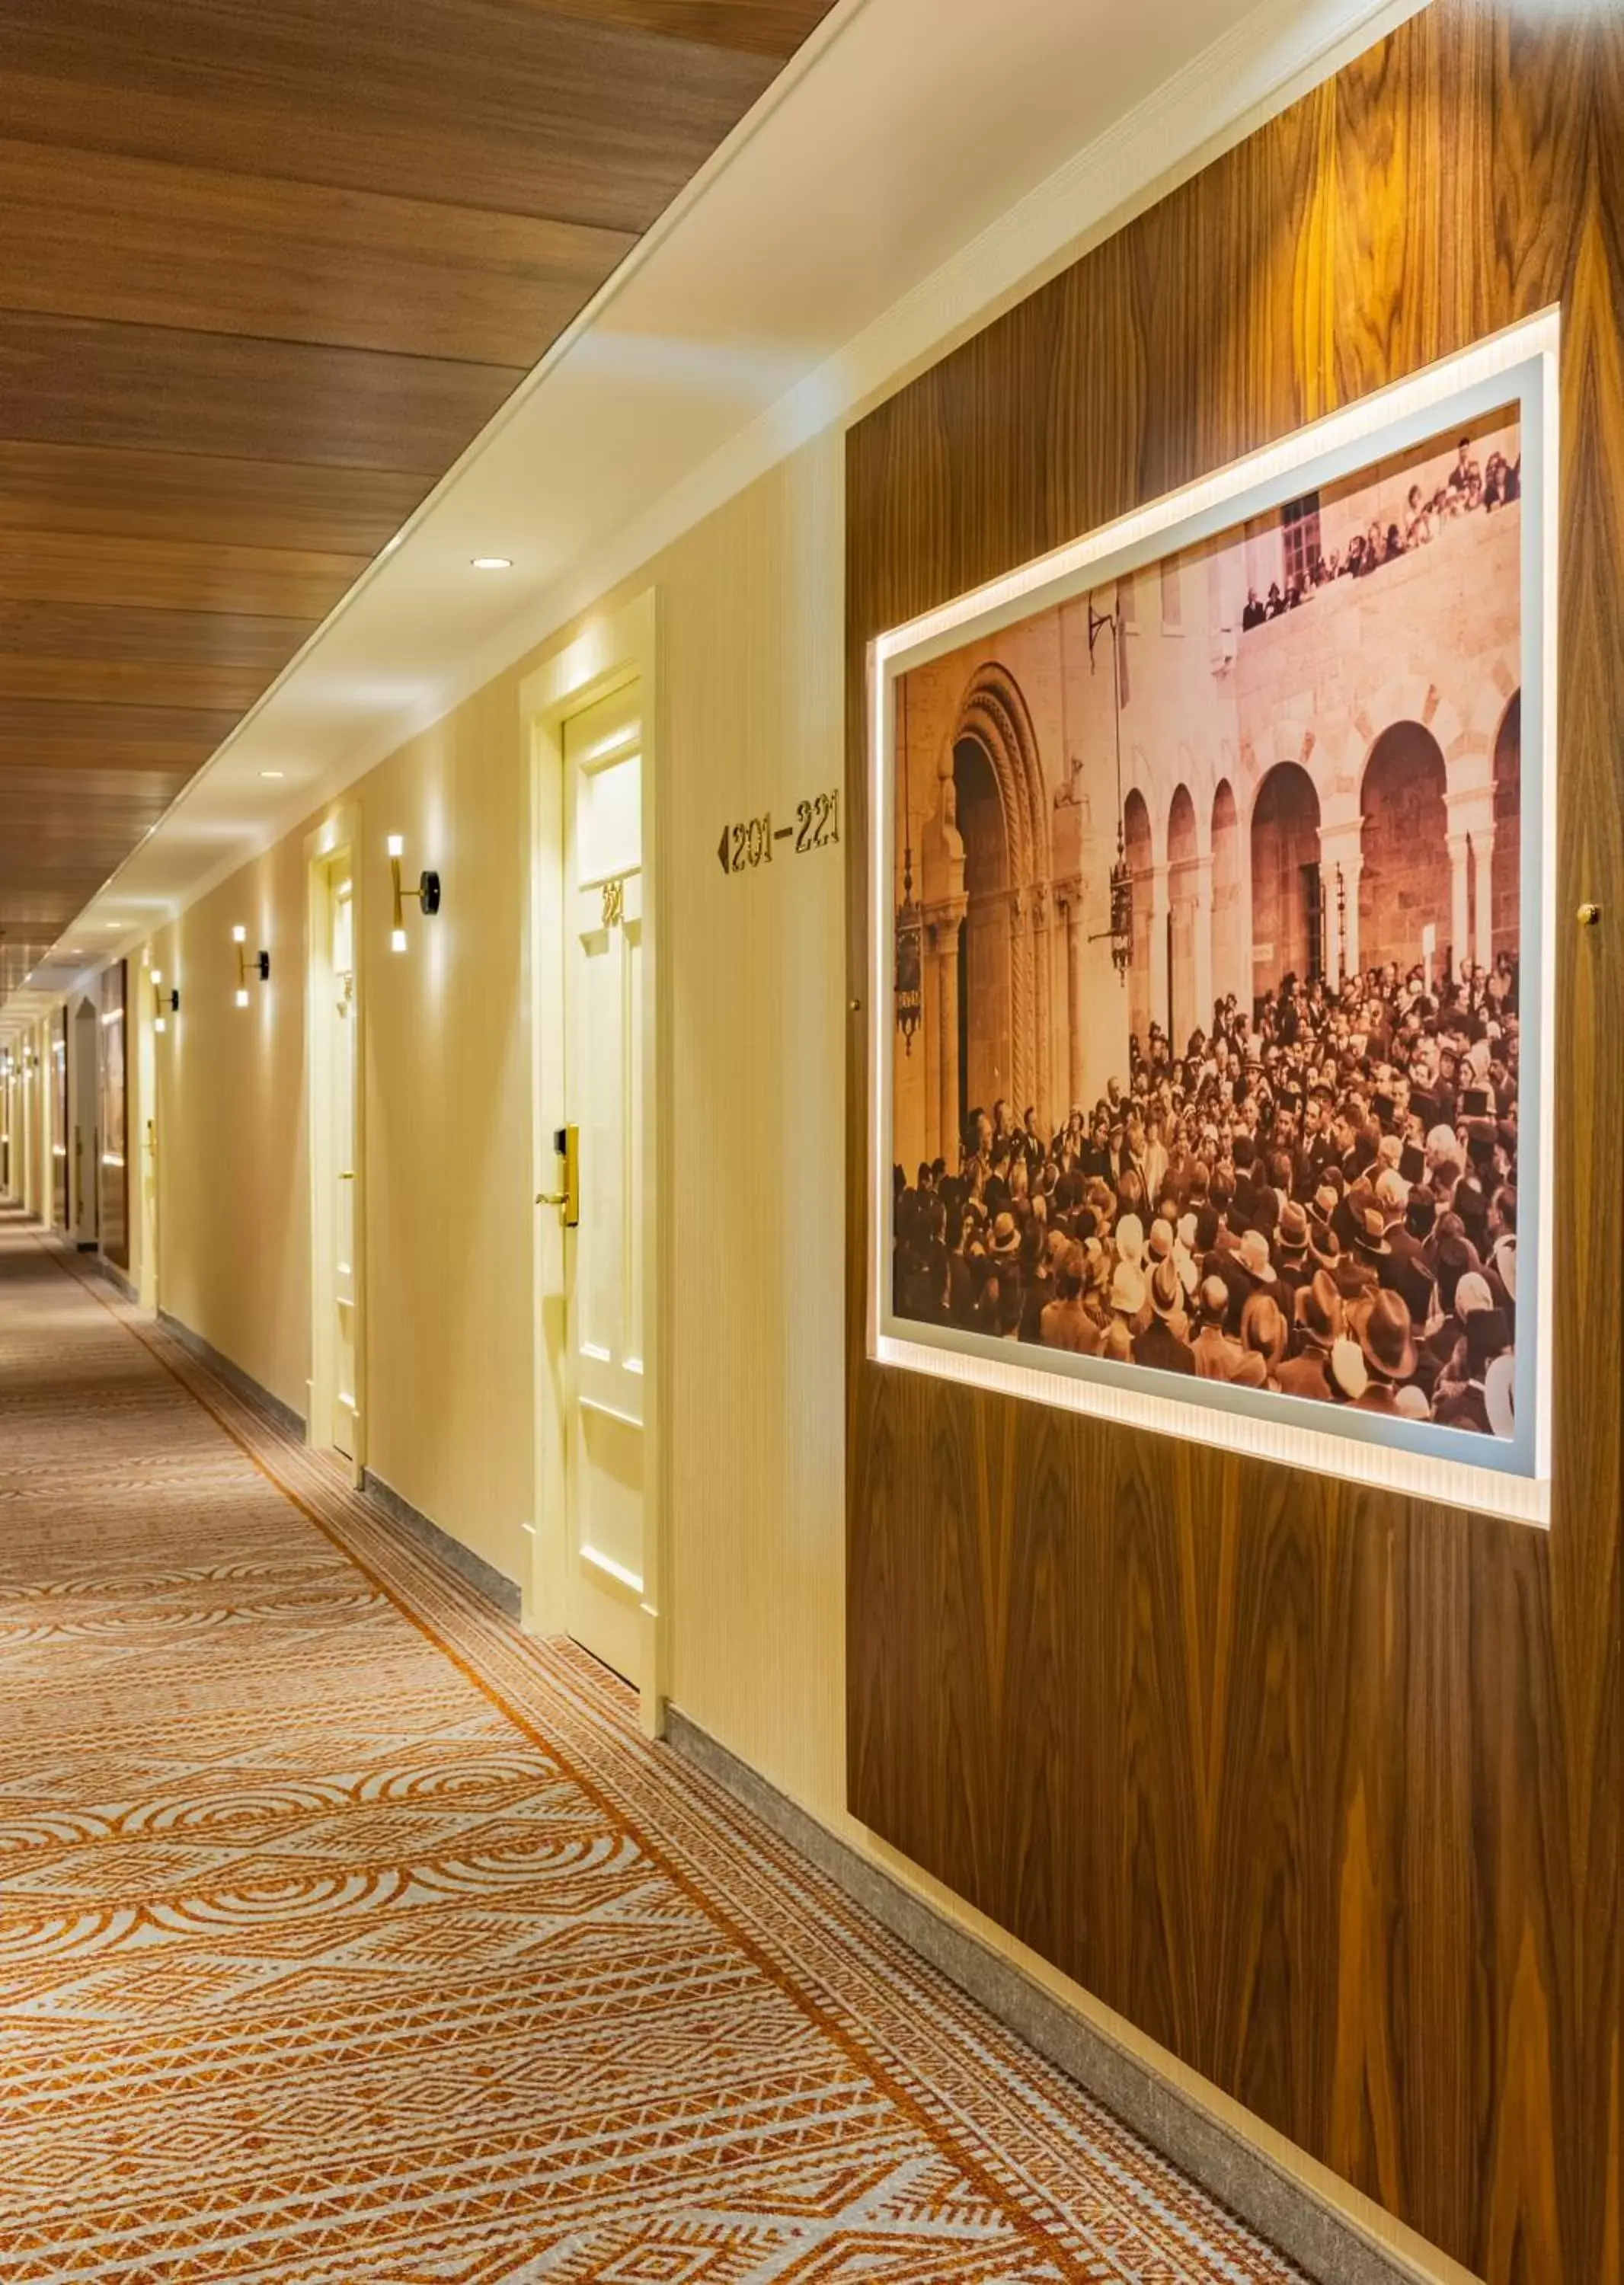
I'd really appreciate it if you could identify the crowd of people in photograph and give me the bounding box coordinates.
[1241,435,1521,628]
[891,953,1521,1439]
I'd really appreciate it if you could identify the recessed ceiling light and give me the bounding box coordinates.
[259,769,286,781]
[471,555,513,571]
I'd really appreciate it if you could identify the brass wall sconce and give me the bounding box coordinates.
[152,970,180,1034]
[388,834,442,952]
[232,925,270,1007]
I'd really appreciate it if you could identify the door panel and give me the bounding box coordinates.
[330,873,359,1460]
[560,680,644,1684]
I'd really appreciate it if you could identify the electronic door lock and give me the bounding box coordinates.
[537,1123,580,1227]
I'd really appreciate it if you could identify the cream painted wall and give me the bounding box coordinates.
[145,836,311,1416]
[355,676,535,1590]
[612,436,850,1814]
[136,672,535,1590]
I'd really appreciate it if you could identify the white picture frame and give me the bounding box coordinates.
[868,313,1558,1526]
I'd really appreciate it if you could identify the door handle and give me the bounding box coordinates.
[537,1123,579,1227]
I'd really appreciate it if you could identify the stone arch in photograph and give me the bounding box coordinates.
[1491,689,1522,960]
[1249,761,1320,999]
[1210,777,1245,1011]
[1123,785,1155,1054]
[1166,781,1200,1048]
[952,733,1012,1129]
[1358,719,1450,978]
[948,663,1051,1128]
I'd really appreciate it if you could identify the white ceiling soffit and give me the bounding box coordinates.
[21,0,1422,1015]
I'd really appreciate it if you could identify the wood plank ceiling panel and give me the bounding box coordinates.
[0,0,839,999]
[0,445,428,554]
[0,139,639,366]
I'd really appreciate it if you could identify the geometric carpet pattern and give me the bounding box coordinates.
[0,1213,1309,2283]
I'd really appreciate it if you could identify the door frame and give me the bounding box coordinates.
[305,807,368,1481]
[520,587,665,1736]
[69,995,100,1249]
[136,951,159,1310]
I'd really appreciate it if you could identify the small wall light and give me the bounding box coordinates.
[152,970,179,1034]
[232,925,270,1007]
[388,834,441,953]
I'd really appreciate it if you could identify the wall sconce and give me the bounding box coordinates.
[232,925,270,1007]
[388,834,441,952]
[152,969,180,1034]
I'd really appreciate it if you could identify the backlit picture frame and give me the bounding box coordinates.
[868,315,1557,1526]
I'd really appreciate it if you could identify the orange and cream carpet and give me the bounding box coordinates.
[0,1213,1309,2283]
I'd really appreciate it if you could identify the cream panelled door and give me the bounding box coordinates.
[330,874,360,1461]
[559,681,645,1685]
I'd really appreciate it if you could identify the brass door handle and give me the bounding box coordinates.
[538,1123,579,1227]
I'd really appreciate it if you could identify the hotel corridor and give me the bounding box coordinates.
[0,1210,1302,2284]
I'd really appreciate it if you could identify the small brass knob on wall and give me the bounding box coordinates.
[1577,903,1601,928]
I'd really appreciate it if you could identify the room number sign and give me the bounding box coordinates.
[716,789,839,876]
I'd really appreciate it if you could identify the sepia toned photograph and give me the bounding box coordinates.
[888,406,1528,1446]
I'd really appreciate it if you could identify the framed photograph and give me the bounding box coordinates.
[868,317,1556,1523]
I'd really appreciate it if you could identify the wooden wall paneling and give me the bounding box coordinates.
[844,9,1622,2283]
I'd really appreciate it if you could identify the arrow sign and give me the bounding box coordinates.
[718,823,731,875]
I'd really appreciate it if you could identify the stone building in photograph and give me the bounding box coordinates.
[892,414,1523,1171]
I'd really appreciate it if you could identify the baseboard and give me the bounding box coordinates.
[360,1468,522,1622]
[42,1231,140,1312]
[85,1254,137,1304]
[155,1310,306,1442]
[663,1706,1450,2285]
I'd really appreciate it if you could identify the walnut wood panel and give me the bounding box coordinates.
[0,443,427,557]
[0,658,278,714]
[0,701,235,774]
[0,771,191,884]
[0,0,782,231]
[540,0,835,56]
[844,11,1621,2285]
[0,139,636,366]
[0,602,315,673]
[0,315,523,472]
[0,534,365,620]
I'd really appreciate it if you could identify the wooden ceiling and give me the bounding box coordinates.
[0,0,839,999]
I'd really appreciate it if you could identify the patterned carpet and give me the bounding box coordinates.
[0,1210,1309,2283]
